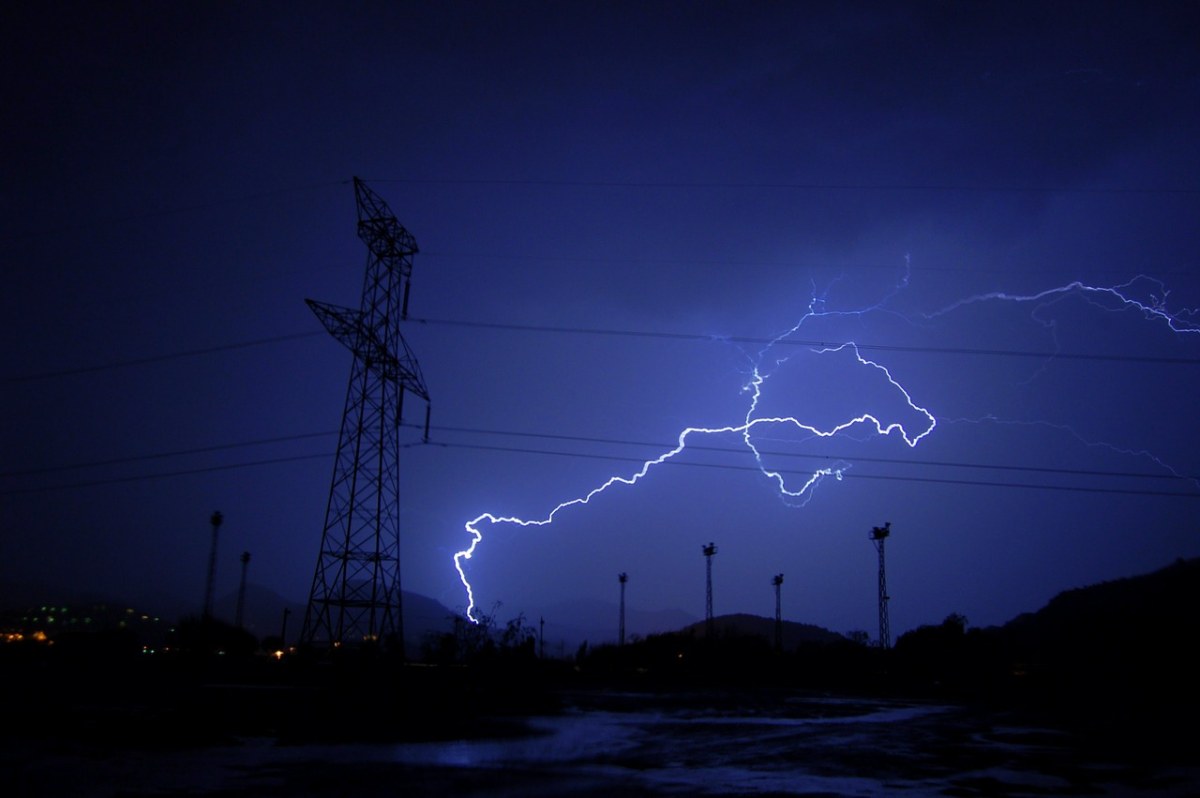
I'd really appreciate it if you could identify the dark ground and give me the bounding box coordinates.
[3,652,1198,797]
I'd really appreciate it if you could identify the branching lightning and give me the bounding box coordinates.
[940,415,1200,491]
[737,343,936,507]
[455,262,935,622]
[452,272,1197,623]
[927,276,1200,334]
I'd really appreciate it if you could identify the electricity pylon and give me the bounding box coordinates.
[869,522,892,649]
[300,177,431,653]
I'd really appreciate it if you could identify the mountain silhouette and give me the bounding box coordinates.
[680,612,845,648]
[994,556,1198,672]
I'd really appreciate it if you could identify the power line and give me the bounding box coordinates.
[6,175,1193,248]
[0,431,338,478]
[412,423,1198,484]
[6,306,1198,385]
[370,177,1200,196]
[421,250,1157,279]
[8,421,1191,487]
[409,317,1200,366]
[6,420,1195,498]
[1,452,332,495]
[1,180,348,243]
[3,331,325,383]
[426,440,1200,500]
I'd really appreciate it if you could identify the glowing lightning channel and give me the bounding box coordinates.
[739,343,937,506]
[925,276,1200,386]
[920,278,1200,495]
[737,254,932,505]
[454,405,933,622]
[454,264,935,623]
[927,276,1200,334]
[942,415,1200,491]
[452,272,1197,623]
[456,424,741,624]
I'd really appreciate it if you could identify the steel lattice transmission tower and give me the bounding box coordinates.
[702,542,717,639]
[300,177,431,651]
[869,522,892,649]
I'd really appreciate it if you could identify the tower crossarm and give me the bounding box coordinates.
[392,329,431,401]
[306,299,430,398]
[354,177,418,261]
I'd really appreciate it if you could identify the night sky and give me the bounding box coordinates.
[3,2,1198,641]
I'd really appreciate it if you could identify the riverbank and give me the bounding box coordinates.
[4,648,1199,797]
[7,682,1199,797]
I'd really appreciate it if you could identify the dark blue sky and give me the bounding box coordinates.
[3,2,1198,639]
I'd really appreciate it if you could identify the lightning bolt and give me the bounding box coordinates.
[941,415,1200,491]
[738,343,936,507]
[454,262,934,623]
[927,276,1200,334]
[452,273,1196,623]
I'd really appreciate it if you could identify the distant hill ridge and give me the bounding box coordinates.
[5,557,1196,654]
[680,613,845,647]
[996,556,1199,657]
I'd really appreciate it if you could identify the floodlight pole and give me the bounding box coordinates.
[869,522,892,649]
[203,511,223,621]
[235,551,251,628]
[703,542,717,639]
[772,573,784,652]
[618,572,628,646]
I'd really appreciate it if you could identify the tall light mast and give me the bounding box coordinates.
[702,542,718,639]
[235,551,251,629]
[869,522,892,649]
[618,572,628,646]
[202,510,223,621]
[772,573,784,652]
